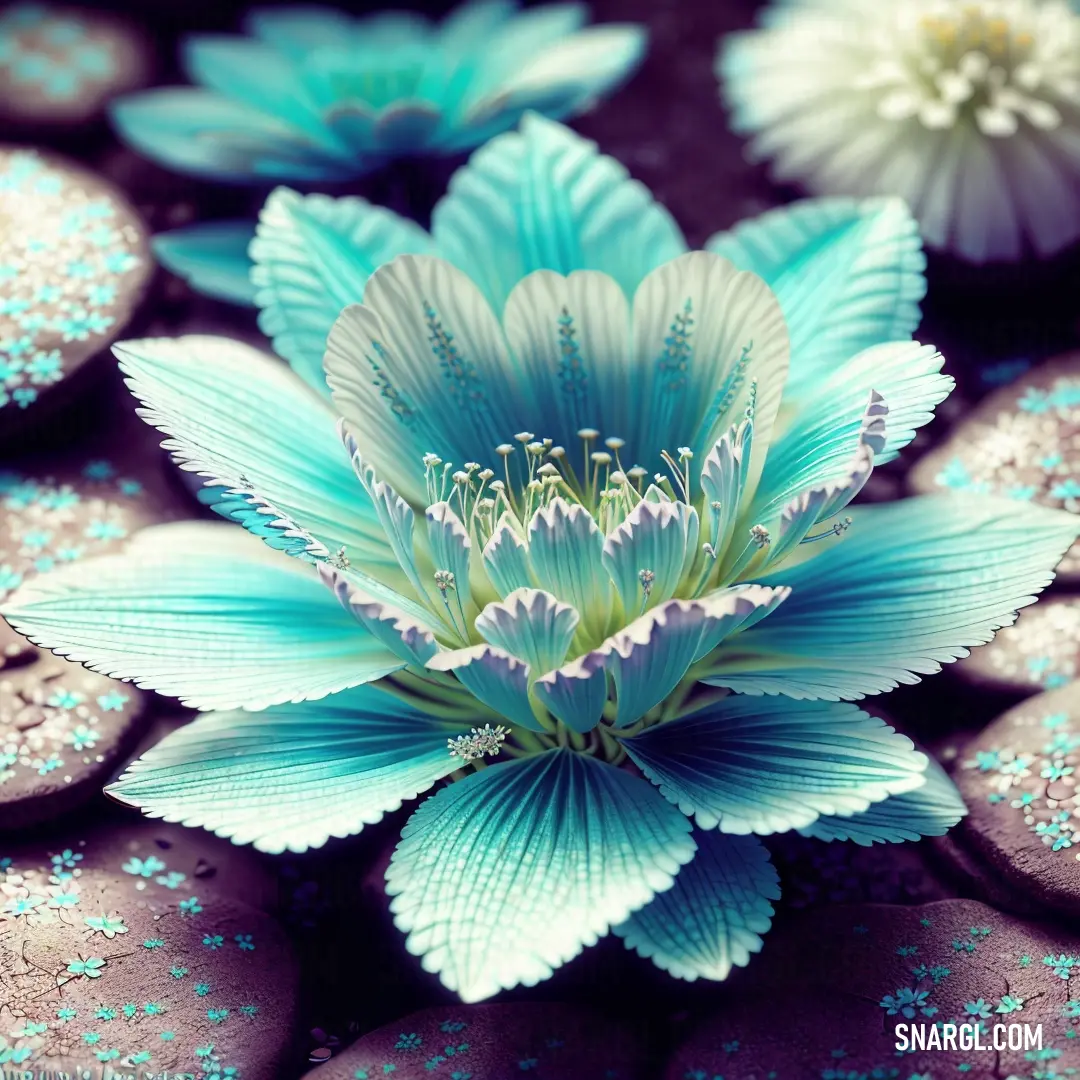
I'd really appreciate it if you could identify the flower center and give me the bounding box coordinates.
[859,2,1077,136]
[421,419,725,550]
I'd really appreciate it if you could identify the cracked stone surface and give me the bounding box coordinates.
[666,899,1080,1080]
[947,683,1080,918]
[302,1002,652,1080]
[0,825,295,1077]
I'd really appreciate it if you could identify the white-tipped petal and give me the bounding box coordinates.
[427,644,543,731]
[474,588,579,673]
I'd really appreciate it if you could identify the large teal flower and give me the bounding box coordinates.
[110,2,646,183]
[153,111,932,400]
[4,239,1076,1000]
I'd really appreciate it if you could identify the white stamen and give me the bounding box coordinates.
[448,724,509,762]
[750,524,771,548]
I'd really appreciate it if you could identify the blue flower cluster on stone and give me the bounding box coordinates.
[0,149,144,412]
[0,3,118,102]
[0,843,265,1072]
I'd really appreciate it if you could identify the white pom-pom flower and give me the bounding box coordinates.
[718,0,1080,262]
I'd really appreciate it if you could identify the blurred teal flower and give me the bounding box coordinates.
[111,2,646,183]
[153,112,928,399]
[5,185,1077,1001]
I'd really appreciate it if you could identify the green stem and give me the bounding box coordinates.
[510,728,550,755]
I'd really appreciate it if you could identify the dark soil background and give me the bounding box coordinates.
[6,0,1080,1075]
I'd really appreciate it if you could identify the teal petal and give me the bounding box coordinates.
[325,255,521,505]
[451,5,589,115]
[342,433,430,606]
[703,496,1080,700]
[110,89,352,183]
[182,34,329,140]
[426,502,473,611]
[763,454,869,569]
[321,567,440,668]
[756,390,884,565]
[604,587,790,728]
[481,516,535,597]
[152,222,258,306]
[753,341,952,525]
[114,334,395,573]
[460,24,647,137]
[621,696,927,834]
[200,486,332,563]
[701,415,754,574]
[777,340,952,466]
[1,524,403,712]
[533,651,607,733]
[426,645,542,730]
[474,588,578,672]
[526,497,613,635]
[386,749,696,1001]
[432,112,685,311]
[327,252,788,505]
[437,0,518,58]
[706,196,926,400]
[602,500,699,613]
[251,187,431,395]
[106,685,460,854]
[614,831,779,982]
[499,266,630,446]
[632,252,789,492]
[244,5,371,54]
[498,252,790,482]
[800,757,967,845]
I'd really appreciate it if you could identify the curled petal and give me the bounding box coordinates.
[602,500,699,613]
[321,565,439,668]
[603,586,790,727]
[527,497,613,631]
[426,501,473,611]
[533,651,608,734]
[474,587,579,672]
[482,514,534,597]
[427,644,542,730]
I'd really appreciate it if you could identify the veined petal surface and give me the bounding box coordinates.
[614,831,780,982]
[707,196,925,398]
[432,111,685,310]
[115,334,395,572]
[251,187,431,394]
[800,756,968,845]
[1,524,402,711]
[704,496,1080,700]
[621,696,928,834]
[386,749,695,1001]
[107,685,461,854]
